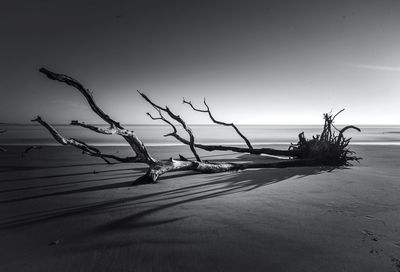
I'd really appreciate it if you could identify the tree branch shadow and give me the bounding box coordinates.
[0,162,109,173]
[0,161,336,230]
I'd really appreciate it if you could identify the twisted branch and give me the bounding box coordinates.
[39,68,155,164]
[146,98,298,157]
[70,121,115,135]
[138,91,201,162]
[183,98,253,149]
[32,116,141,163]
[35,68,361,184]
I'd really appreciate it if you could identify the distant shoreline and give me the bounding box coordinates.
[2,142,400,147]
[1,125,399,146]
[1,123,400,127]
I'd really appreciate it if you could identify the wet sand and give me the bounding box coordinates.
[0,145,399,271]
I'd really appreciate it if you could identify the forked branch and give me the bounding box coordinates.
[35,68,361,184]
[40,68,121,128]
[31,116,140,163]
[138,91,201,162]
[183,98,253,149]
[145,97,298,157]
[39,68,155,164]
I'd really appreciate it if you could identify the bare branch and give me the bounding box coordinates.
[36,68,360,184]
[39,68,121,128]
[70,121,115,135]
[146,109,178,136]
[145,105,299,157]
[339,125,361,134]
[182,98,208,113]
[183,98,253,149]
[32,116,142,164]
[39,68,156,164]
[337,125,361,145]
[71,120,153,140]
[139,91,201,162]
[332,108,345,121]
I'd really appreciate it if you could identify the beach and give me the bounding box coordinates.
[2,0,400,270]
[1,144,400,271]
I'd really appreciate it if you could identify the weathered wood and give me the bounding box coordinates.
[32,116,141,164]
[35,68,360,184]
[289,111,361,165]
[183,98,253,149]
[145,96,298,157]
[139,91,201,162]
[39,68,156,164]
[134,157,318,184]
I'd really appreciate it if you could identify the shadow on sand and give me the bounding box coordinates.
[0,154,341,230]
[0,162,109,173]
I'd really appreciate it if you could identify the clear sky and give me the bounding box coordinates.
[1,0,399,125]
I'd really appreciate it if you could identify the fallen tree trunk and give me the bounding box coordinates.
[35,68,360,184]
[135,157,318,184]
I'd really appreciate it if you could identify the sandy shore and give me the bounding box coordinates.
[0,145,400,271]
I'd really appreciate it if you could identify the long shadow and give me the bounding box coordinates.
[0,154,273,198]
[0,172,138,193]
[0,175,137,204]
[0,185,192,228]
[0,167,147,183]
[93,166,333,233]
[0,162,110,173]
[0,163,335,230]
[0,152,234,174]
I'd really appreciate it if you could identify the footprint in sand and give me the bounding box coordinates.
[361,230,400,270]
[391,257,400,272]
[361,229,379,242]
[48,239,63,246]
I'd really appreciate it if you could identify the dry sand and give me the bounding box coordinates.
[0,145,400,271]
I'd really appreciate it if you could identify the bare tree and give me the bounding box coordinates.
[34,68,360,184]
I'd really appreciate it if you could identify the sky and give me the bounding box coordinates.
[1,0,399,125]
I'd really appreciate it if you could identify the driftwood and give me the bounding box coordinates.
[34,68,360,184]
[183,98,253,149]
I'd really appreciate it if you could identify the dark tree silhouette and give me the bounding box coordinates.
[34,68,360,184]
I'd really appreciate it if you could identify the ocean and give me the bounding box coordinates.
[0,124,399,146]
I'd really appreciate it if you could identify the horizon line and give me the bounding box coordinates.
[1,122,400,126]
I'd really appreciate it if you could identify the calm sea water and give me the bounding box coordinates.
[1,124,399,146]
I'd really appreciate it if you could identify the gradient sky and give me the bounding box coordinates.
[1,0,399,125]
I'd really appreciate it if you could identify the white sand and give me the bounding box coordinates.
[0,145,400,271]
